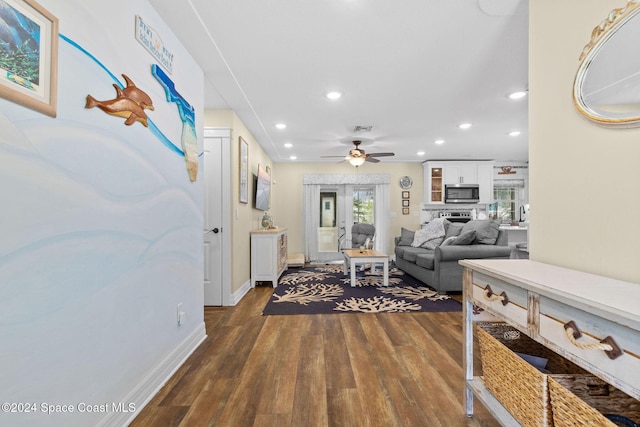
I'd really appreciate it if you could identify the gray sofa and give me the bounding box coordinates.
[394,220,512,294]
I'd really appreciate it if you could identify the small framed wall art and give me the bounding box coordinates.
[402,208,410,215]
[402,191,410,199]
[0,0,59,117]
[402,200,410,207]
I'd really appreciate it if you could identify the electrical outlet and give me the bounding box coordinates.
[177,303,184,326]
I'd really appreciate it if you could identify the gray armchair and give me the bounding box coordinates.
[351,223,375,248]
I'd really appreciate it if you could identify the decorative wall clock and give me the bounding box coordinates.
[399,176,413,189]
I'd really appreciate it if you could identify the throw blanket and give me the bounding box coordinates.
[411,218,447,249]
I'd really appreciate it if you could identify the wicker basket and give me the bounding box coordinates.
[549,376,640,427]
[477,323,590,427]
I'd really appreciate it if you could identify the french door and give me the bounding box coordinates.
[309,185,375,263]
[303,173,390,264]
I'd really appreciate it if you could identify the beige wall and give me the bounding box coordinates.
[271,162,425,256]
[530,1,640,282]
[202,109,425,292]
[204,109,273,294]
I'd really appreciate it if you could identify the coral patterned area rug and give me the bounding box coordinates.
[262,265,462,315]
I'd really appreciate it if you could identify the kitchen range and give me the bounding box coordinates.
[420,208,482,224]
[439,211,474,223]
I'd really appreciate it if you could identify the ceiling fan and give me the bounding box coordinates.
[322,140,395,166]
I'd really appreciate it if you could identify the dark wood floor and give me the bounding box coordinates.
[130,286,499,427]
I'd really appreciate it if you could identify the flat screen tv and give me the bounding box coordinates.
[255,164,271,211]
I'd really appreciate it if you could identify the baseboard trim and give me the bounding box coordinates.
[231,279,251,305]
[97,323,207,427]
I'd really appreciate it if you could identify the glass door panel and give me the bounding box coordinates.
[353,186,375,224]
[318,191,338,253]
[315,186,344,262]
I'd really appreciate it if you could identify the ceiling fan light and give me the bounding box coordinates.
[326,91,342,100]
[348,156,366,166]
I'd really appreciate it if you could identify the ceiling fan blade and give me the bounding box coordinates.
[365,156,380,163]
[367,152,395,157]
[321,155,349,158]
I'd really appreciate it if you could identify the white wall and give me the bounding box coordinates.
[530,0,640,283]
[0,1,205,425]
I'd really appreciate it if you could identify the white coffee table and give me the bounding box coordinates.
[342,249,389,287]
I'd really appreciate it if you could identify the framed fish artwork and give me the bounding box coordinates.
[0,0,58,117]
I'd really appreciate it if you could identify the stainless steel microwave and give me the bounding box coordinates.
[444,184,479,203]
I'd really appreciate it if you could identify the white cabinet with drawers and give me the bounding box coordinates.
[250,228,288,288]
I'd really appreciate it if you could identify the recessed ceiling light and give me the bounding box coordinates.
[508,91,527,99]
[459,123,472,130]
[326,91,342,100]
[434,139,445,145]
[275,123,287,130]
[284,143,293,148]
[289,155,297,160]
[509,131,521,137]
[417,151,426,156]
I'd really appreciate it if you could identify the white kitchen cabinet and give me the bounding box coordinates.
[423,162,445,204]
[476,162,494,204]
[444,163,477,185]
[423,161,494,204]
[250,228,288,288]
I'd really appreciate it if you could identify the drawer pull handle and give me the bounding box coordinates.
[483,285,509,306]
[563,321,623,360]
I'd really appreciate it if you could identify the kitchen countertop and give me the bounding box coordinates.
[499,224,528,231]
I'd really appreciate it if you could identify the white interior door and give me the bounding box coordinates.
[203,129,230,306]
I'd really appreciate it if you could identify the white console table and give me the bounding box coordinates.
[461,259,640,425]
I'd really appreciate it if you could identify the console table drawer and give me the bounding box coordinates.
[471,272,528,329]
[538,297,640,399]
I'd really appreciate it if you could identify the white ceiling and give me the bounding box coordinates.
[150,0,529,164]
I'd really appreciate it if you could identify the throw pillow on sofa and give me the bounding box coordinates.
[397,227,416,246]
[461,220,500,244]
[444,223,464,240]
[411,218,448,249]
[441,236,457,246]
[441,230,476,246]
[452,230,476,245]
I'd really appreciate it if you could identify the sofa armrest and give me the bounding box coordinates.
[435,244,512,262]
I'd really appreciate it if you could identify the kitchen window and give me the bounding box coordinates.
[490,187,518,221]
[489,179,526,222]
